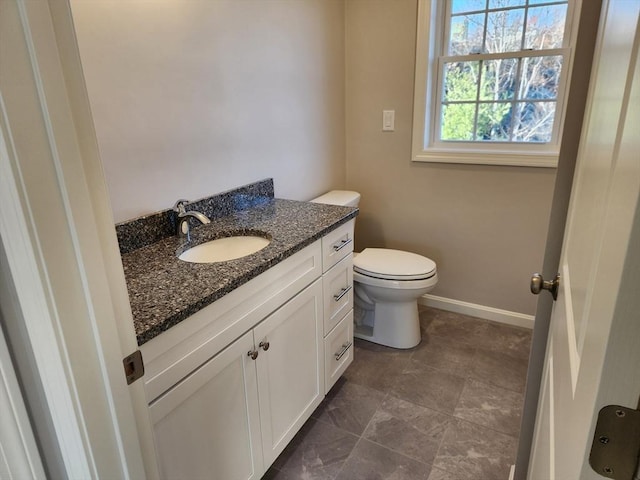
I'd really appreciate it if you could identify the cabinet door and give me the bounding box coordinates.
[149,331,264,480]
[253,279,324,466]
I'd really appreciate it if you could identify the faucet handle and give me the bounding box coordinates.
[173,199,190,213]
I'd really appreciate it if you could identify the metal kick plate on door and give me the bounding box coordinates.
[589,405,640,479]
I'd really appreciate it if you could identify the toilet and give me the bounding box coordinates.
[311,191,438,349]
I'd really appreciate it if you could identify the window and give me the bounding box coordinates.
[412,0,580,167]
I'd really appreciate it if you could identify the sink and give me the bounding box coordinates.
[179,236,271,263]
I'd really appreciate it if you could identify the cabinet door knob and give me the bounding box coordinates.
[247,349,259,360]
[259,341,270,351]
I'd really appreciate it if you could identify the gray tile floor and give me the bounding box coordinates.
[263,306,532,480]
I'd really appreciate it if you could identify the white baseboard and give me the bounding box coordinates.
[419,294,534,330]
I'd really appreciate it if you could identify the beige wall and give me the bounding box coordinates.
[73,0,556,314]
[345,0,556,315]
[71,0,346,222]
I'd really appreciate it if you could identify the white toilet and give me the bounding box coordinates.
[311,191,438,349]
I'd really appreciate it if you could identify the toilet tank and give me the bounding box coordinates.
[310,190,361,207]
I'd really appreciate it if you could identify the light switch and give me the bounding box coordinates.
[382,110,395,131]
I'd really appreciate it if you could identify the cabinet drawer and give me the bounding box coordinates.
[322,254,353,335]
[324,310,354,394]
[321,220,354,273]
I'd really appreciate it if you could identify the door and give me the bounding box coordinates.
[149,331,264,480]
[528,1,640,479]
[254,279,324,467]
[0,0,156,477]
[0,307,46,479]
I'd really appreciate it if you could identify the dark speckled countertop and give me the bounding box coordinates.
[121,198,357,346]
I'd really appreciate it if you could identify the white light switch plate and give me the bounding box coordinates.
[382,110,395,131]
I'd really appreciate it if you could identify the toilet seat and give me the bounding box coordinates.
[353,270,438,290]
[353,248,437,281]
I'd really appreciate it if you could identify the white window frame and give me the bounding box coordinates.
[411,0,582,168]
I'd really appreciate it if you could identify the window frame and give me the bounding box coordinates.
[411,0,581,168]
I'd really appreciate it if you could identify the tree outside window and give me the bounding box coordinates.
[439,0,569,144]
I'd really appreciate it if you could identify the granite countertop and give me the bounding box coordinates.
[121,198,358,346]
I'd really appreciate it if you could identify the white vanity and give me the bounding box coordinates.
[135,219,355,479]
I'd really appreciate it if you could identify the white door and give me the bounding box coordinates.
[528,1,640,479]
[254,279,325,467]
[0,0,157,477]
[149,330,264,480]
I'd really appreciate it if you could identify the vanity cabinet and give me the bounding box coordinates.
[148,280,323,479]
[141,219,355,479]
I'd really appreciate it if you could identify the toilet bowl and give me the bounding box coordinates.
[353,248,437,348]
[311,190,439,349]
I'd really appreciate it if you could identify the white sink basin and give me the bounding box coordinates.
[179,236,270,263]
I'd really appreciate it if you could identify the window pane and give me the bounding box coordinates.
[449,14,485,54]
[476,103,511,141]
[512,101,555,142]
[443,61,480,102]
[451,0,486,14]
[442,103,477,140]
[488,0,525,8]
[431,0,569,148]
[525,4,568,49]
[518,55,562,100]
[486,8,525,53]
[479,58,518,100]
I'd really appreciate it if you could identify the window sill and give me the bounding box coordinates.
[412,148,559,168]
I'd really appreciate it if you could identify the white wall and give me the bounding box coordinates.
[345,0,556,315]
[71,0,346,222]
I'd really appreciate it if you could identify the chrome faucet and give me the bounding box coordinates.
[173,199,211,239]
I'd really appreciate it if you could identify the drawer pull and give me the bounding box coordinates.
[333,285,352,302]
[332,238,352,252]
[259,340,270,351]
[334,341,352,361]
[247,349,259,360]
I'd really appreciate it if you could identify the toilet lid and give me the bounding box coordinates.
[353,248,437,281]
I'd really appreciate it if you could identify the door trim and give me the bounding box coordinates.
[0,0,156,477]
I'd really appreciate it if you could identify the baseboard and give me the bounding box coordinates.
[419,294,534,330]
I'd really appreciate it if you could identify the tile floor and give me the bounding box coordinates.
[263,306,532,480]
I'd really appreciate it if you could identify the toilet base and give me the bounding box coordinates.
[353,300,421,349]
